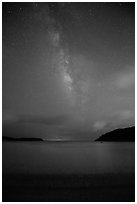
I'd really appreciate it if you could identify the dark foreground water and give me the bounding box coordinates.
[3,141,135,201]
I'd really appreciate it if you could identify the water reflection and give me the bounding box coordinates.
[3,142,135,174]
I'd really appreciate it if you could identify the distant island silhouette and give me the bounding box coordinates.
[95,126,135,142]
[2,126,135,142]
[2,136,43,142]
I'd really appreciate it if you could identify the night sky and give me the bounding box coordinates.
[2,2,135,140]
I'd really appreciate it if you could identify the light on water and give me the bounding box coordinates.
[3,141,135,175]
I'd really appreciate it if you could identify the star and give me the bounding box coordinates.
[8,10,12,14]
[19,7,22,12]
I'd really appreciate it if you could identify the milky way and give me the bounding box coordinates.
[3,2,135,139]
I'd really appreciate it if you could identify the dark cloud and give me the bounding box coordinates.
[3,112,70,126]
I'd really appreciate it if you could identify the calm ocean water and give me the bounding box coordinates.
[3,141,135,174]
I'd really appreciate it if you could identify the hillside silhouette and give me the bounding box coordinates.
[95,126,135,142]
